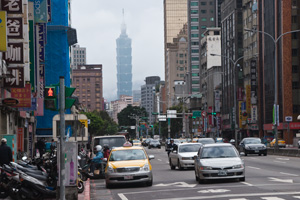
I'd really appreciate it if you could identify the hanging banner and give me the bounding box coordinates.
[34,0,48,23]
[251,105,258,122]
[0,11,7,52]
[4,67,25,88]
[214,90,221,113]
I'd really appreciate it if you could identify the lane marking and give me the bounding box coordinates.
[155,182,196,188]
[229,199,247,200]
[247,166,260,170]
[118,193,128,200]
[280,172,298,177]
[276,157,289,161]
[241,182,253,186]
[269,177,293,183]
[154,191,300,200]
[293,196,300,199]
[158,159,162,161]
[273,161,286,164]
[198,189,230,193]
[261,197,285,200]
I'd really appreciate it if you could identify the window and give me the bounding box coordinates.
[191,18,198,22]
[191,2,198,6]
[292,65,299,73]
[210,17,214,21]
[191,34,199,37]
[292,49,298,57]
[180,74,185,77]
[292,16,297,23]
[191,10,198,14]
[201,18,207,21]
[201,2,207,5]
[292,32,298,39]
[179,60,184,64]
[192,42,199,45]
[180,67,184,71]
[210,10,214,13]
[192,57,199,61]
[192,65,199,69]
[179,54,184,57]
[201,34,205,37]
[192,88,200,92]
[192,80,199,84]
[201,10,207,14]
[192,49,199,53]
[292,81,300,89]
[192,73,199,77]
[201,25,207,29]
[191,26,199,30]
[209,1,213,5]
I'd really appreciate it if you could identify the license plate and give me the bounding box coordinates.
[218,170,227,176]
[124,175,133,180]
[255,150,259,153]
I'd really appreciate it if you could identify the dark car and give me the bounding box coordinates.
[148,140,161,149]
[142,138,153,147]
[239,137,267,156]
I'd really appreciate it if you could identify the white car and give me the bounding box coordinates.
[298,140,300,149]
[169,143,202,170]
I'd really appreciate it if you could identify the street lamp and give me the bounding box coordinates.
[244,28,300,150]
[211,53,247,147]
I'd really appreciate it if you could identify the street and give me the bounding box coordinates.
[90,146,300,200]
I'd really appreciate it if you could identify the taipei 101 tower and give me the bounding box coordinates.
[116,9,132,99]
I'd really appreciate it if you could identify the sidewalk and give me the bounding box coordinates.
[78,178,114,200]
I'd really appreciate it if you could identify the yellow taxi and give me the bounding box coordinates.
[105,142,154,188]
[132,139,142,146]
[270,139,286,148]
[192,138,199,143]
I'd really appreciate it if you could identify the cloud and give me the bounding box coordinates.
[71,0,164,101]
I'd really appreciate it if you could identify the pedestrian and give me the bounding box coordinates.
[36,137,46,157]
[50,139,56,151]
[0,138,12,166]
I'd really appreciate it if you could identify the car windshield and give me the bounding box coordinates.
[174,139,180,143]
[133,140,140,143]
[180,139,187,143]
[109,149,146,161]
[94,137,126,149]
[179,144,202,153]
[201,146,238,159]
[198,139,215,144]
[151,140,159,144]
[244,138,261,144]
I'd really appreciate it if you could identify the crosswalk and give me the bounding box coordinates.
[229,196,300,200]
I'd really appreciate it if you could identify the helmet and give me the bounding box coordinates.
[1,138,7,143]
[95,145,102,152]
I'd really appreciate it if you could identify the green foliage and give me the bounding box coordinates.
[81,110,118,137]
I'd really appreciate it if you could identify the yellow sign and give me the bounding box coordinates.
[0,11,7,52]
[246,85,251,114]
[79,119,88,128]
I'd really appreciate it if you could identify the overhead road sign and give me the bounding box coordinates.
[167,110,177,118]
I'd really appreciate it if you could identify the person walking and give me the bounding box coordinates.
[0,138,12,166]
[36,138,46,157]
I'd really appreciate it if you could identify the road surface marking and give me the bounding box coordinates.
[155,182,196,188]
[229,199,247,200]
[293,196,300,199]
[158,159,162,161]
[247,166,260,170]
[280,172,298,176]
[261,197,285,200]
[198,189,230,193]
[154,191,300,200]
[273,160,286,164]
[269,177,293,183]
[276,157,289,161]
[241,182,253,186]
[118,193,128,200]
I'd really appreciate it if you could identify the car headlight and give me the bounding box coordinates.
[232,164,244,169]
[200,166,212,170]
[262,145,266,149]
[140,164,150,172]
[107,166,115,173]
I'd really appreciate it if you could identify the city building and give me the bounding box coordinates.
[141,76,161,124]
[111,95,133,123]
[116,13,132,99]
[70,44,86,68]
[257,1,300,145]
[164,0,188,107]
[220,0,243,140]
[132,90,141,103]
[72,65,103,112]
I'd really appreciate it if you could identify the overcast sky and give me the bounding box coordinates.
[71,0,164,101]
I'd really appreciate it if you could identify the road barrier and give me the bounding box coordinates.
[267,147,300,157]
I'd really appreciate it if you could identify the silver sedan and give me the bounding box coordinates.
[194,143,245,183]
[169,143,202,170]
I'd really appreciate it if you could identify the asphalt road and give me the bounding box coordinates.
[105,146,300,200]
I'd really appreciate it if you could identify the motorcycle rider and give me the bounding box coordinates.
[89,145,104,176]
[167,139,176,156]
[103,144,110,159]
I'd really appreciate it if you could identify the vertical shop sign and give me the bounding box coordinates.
[7,17,23,39]
[34,0,47,23]
[214,90,220,113]
[4,67,24,87]
[37,23,45,62]
[1,0,23,14]
[17,127,24,151]
[3,42,24,64]
[47,0,51,22]
[250,60,257,104]
[251,105,258,122]
[0,11,8,52]
[239,101,243,128]
[11,83,31,107]
[246,85,251,114]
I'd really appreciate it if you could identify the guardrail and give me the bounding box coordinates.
[267,147,300,157]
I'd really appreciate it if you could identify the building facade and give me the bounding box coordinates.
[111,95,133,123]
[132,90,141,103]
[72,65,103,112]
[141,76,161,124]
[70,44,86,68]
[116,19,132,99]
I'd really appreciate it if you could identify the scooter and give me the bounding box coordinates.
[80,157,107,180]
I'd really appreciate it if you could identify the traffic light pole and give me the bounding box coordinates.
[59,77,66,200]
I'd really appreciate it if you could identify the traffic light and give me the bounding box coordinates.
[44,86,57,110]
[212,112,216,115]
[65,86,76,109]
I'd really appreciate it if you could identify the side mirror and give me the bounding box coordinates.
[148,155,155,160]
[240,152,245,156]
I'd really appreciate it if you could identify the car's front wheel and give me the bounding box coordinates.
[178,160,183,170]
[195,170,199,181]
[169,158,175,170]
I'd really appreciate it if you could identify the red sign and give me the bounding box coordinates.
[202,111,206,117]
[11,83,31,107]
[17,128,24,151]
[264,122,300,130]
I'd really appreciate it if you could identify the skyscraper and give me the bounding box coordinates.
[116,11,132,99]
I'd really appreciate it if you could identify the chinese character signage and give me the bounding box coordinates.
[250,60,257,104]
[251,105,258,122]
[38,23,46,62]
[7,17,23,39]
[34,0,47,23]
[246,85,251,114]
[17,127,24,151]
[4,42,24,64]
[214,90,220,113]
[11,83,31,107]
[0,11,8,52]
[1,0,23,14]
[4,67,24,87]
[47,0,51,22]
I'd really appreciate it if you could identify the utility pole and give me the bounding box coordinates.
[59,76,65,200]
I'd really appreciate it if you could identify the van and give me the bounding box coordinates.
[92,135,126,153]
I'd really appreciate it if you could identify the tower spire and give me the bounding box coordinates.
[121,9,126,34]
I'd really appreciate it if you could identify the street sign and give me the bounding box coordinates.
[167,110,177,118]
[193,110,201,118]
[285,116,293,122]
[79,119,88,128]
[159,118,166,121]
[158,115,166,119]
[87,119,90,124]
[202,111,206,117]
